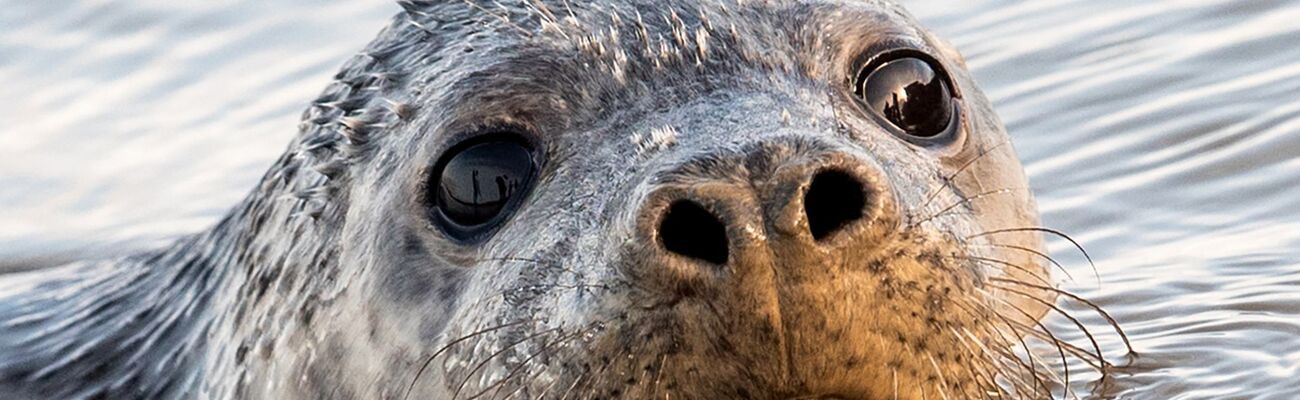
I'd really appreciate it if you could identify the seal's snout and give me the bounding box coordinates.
[608,141,988,397]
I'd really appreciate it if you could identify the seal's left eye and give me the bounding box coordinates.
[853,53,956,139]
[429,135,537,241]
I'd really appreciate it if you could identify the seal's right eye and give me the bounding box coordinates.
[853,52,957,141]
[428,135,538,242]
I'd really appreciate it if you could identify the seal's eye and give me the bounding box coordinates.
[429,135,537,241]
[854,53,955,139]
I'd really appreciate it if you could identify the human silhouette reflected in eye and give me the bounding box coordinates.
[856,55,954,138]
[432,139,536,234]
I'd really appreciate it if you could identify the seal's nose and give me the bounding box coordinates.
[625,146,887,294]
[654,169,868,266]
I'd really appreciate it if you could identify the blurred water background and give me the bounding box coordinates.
[3,0,1299,398]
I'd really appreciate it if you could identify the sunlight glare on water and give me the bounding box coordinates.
[3,0,1300,398]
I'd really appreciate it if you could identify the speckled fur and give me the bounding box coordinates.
[0,1,1094,399]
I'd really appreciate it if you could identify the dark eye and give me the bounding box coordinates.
[854,53,956,139]
[429,135,537,241]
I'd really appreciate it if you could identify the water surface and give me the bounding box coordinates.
[3,1,1299,398]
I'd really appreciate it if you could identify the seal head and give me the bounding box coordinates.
[0,1,1107,399]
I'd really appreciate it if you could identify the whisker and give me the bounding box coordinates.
[530,377,562,400]
[967,227,1097,284]
[477,322,605,400]
[1040,326,1073,398]
[971,243,1077,282]
[452,327,564,400]
[985,291,1078,397]
[1017,321,1105,371]
[990,278,1134,356]
[949,300,1048,396]
[474,257,591,280]
[976,287,1105,370]
[917,139,1015,212]
[557,367,585,400]
[910,188,1024,229]
[990,283,1108,370]
[1019,339,1068,399]
[651,353,669,399]
[575,345,631,400]
[969,335,1036,398]
[950,255,1053,287]
[996,323,1053,398]
[962,328,1038,399]
[404,319,539,400]
[948,327,1009,399]
[892,367,899,400]
[942,298,1021,396]
[926,353,953,400]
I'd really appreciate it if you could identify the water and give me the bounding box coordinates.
[0,0,395,269]
[3,1,1299,398]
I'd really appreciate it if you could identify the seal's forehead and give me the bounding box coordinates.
[421,0,939,110]
[415,0,934,71]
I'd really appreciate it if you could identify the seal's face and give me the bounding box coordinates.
[287,1,1056,399]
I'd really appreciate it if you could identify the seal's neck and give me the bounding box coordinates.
[0,153,334,398]
[0,225,235,398]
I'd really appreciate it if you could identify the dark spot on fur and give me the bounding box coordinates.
[83,360,112,382]
[845,356,861,368]
[235,343,250,364]
[259,339,276,360]
[299,295,318,326]
[253,267,279,300]
[919,249,943,267]
[868,258,887,273]
[88,389,112,400]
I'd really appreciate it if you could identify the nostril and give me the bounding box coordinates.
[804,170,868,241]
[658,200,729,265]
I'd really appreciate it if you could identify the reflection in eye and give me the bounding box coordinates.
[856,56,954,138]
[434,140,535,227]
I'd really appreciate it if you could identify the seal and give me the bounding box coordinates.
[0,1,1129,399]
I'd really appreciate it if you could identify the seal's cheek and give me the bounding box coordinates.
[359,228,472,342]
